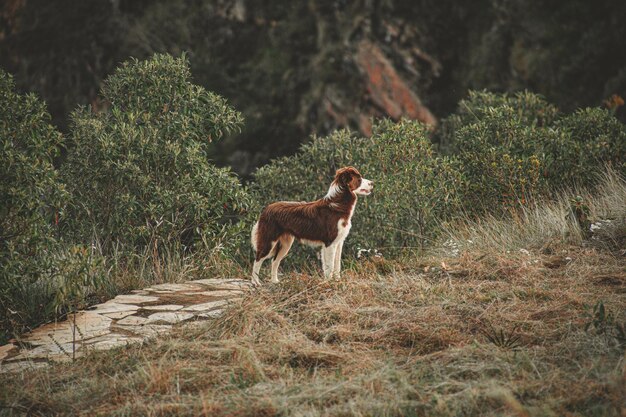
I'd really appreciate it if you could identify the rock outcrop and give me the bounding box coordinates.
[356,40,437,132]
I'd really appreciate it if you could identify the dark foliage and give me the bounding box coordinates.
[1,0,624,175]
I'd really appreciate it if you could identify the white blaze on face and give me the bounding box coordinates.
[355,178,373,195]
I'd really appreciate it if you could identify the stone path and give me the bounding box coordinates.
[0,278,250,373]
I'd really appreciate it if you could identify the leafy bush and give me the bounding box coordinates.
[61,54,253,253]
[439,90,560,151]
[546,108,626,186]
[450,106,550,211]
[442,91,626,212]
[251,119,462,261]
[0,70,95,339]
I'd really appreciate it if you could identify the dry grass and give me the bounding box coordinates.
[98,243,247,300]
[438,168,626,255]
[1,245,625,416]
[1,172,625,416]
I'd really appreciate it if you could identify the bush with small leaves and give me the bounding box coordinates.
[61,54,253,254]
[442,90,626,213]
[0,70,101,340]
[546,107,626,187]
[451,107,550,211]
[439,90,560,152]
[251,119,463,263]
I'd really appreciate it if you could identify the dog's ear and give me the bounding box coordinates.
[336,169,352,186]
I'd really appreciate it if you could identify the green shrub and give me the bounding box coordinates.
[439,90,560,152]
[0,70,95,340]
[546,108,626,187]
[61,54,253,254]
[442,91,626,212]
[251,119,462,261]
[451,105,550,211]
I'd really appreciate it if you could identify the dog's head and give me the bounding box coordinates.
[335,166,373,196]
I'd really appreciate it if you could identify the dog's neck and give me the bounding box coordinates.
[323,181,356,213]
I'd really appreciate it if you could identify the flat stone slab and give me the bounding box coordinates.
[82,333,133,344]
[184,290,243,298]
[102,310,138,320]
[88,338,142,351]
[20,312,112,346]
[90,302,139,314]
[142,304,184,311]
[144,283,203,292]
[198,309,225,319]
[112,294,159,304]
[206,283,250,291]
[1,276,250,373]
[82,334,144,351]
[189,278,236,286]
[7,342,77,362]
[146,312,195,324]
[182,299,230,312]
[116,316,148,326]
[0,344,18,362]
[191,278,251,288]
[114,324,172,338]
[207,289,244,297]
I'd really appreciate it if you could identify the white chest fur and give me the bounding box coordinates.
[335,218,352,243]
[335,201,355,244]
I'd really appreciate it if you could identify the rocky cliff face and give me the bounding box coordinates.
[356,40,437,133]
[2,0,625,175]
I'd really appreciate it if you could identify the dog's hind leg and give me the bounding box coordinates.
[252,235,278,286]
[270,235,294,283]
[251,259,264,287]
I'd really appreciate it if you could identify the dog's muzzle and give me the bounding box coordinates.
[356,178,374,195]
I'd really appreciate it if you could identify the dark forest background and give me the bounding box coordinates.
[2,0,625,175]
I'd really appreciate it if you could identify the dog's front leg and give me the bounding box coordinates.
[333,240,344,278]
[322,245,337,278]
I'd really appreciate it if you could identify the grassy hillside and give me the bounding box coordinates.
[2,175,624,416]
[2,54,625,414]
[1,251,623,416]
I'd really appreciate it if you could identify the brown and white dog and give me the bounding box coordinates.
[251,166,373,285]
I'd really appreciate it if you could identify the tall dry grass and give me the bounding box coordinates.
[438,167,626,254]
[98,241,246,299]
